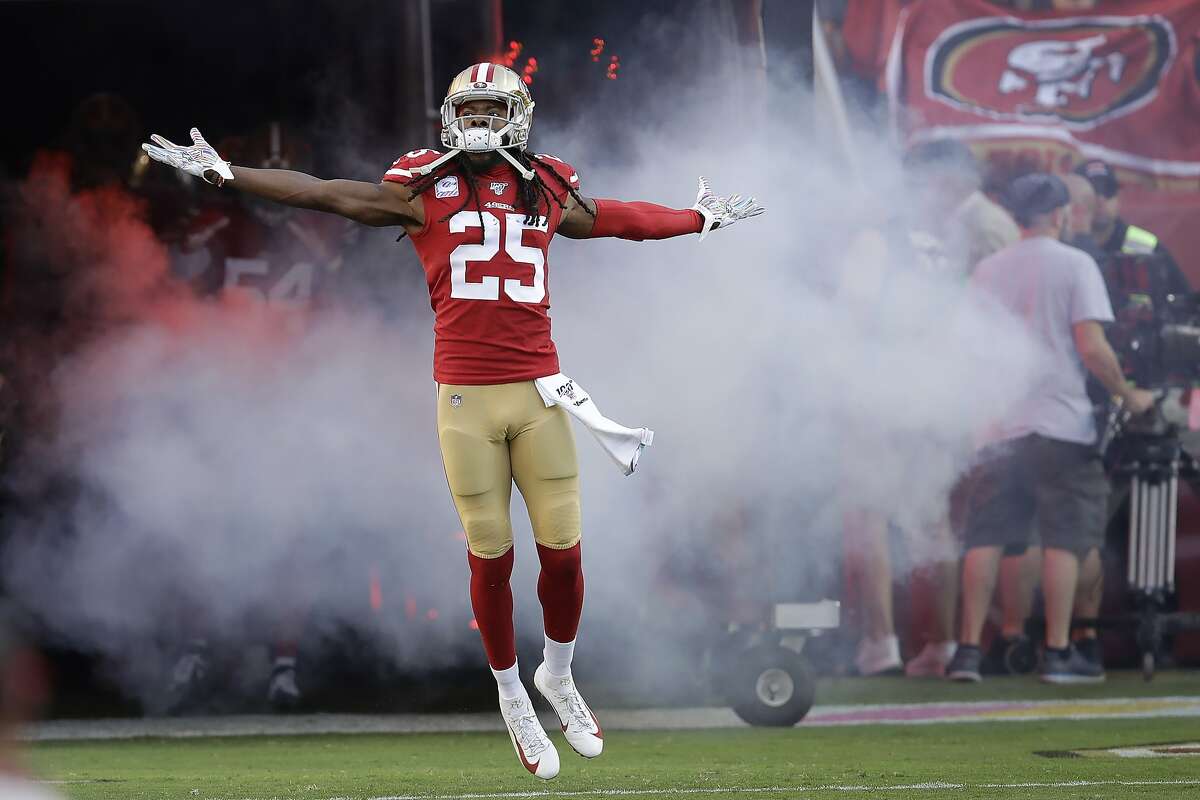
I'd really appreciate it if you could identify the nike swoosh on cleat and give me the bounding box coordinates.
[589,708,604,739]
[505,722,540,774]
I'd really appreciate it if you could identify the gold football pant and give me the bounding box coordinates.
[436,381,581,558]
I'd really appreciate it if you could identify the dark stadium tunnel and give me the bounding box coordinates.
[0,0,794,718]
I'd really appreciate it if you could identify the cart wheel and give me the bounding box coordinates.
[729,644,815,727]
[1003,638,1037,675]
[1142,651,1155,682]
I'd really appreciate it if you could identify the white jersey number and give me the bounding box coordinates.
[224,258,315,308]
[448,211,548,303]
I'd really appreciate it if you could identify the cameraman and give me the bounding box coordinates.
[946,173,1154,684]
[1074,159,1192,299]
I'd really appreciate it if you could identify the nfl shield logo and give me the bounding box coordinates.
[450,394,463,408]
[489,181,508,195]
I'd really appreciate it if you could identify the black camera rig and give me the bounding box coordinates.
[1093,255,1200,676]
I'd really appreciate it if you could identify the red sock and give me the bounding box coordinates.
[467,548,517,669]
[536,542,585,642]
[270,640,299,660]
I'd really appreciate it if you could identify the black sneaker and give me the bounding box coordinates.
[1040,645,1105,685]
[1074,637,1105,673]
[946,644,983,682]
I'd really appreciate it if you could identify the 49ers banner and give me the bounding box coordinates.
[878,0,1200,276]
[889,0,1200,172]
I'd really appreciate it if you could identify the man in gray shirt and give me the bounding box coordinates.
[946,173,1154,684]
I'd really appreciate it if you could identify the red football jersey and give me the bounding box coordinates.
[173,204,346,312]
[382,148,581,385]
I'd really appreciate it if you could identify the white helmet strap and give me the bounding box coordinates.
[408,148,535,182]
[408,149,461,177]
[497,148,536,180]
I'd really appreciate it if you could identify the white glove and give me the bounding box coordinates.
[141,127,234,186]
[692,176,765,241]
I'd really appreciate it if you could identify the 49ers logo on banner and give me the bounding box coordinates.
[926,16,1175,129]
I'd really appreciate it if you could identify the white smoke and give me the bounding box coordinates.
[529,66,1044,685]
[2,28,1046,708]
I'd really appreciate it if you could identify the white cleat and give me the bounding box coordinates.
[499,691,560,780]
[855,635,904,677]
[267,663,302,710]
[534,663,604,759]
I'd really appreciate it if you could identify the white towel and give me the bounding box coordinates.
[534,373,654,476]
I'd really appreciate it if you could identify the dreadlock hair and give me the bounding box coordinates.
[402,148,595,243]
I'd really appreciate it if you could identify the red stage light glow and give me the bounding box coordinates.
[607,55,620,80]
[591,38,606,62]
[522,57,538,86]
[501,40,523,67]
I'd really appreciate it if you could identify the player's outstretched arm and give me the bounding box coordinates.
[142,128,418,227]
[228,167,418,227]
[557,177,764,242]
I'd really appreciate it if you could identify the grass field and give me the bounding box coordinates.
[30,674,1200,800]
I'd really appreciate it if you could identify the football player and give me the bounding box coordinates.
[164,123,351,713]
[172,122,350,317]
[142,62,763,779]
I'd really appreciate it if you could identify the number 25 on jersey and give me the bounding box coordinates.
[448,210,548,303]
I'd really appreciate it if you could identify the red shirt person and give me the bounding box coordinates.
[142,62,763,780]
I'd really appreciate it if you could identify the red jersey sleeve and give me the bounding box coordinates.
[533,153,582,199]
[381,148,446,186]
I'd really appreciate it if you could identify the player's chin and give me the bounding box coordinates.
[465,150,503,165]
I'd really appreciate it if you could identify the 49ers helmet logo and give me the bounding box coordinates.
[926,16,1175,130]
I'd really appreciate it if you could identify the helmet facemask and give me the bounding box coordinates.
[442,94,531,153]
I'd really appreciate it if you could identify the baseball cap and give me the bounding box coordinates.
[1006,172,1070,220]
[1073,159,1119,197]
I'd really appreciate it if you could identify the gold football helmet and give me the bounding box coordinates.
[408,63,537,180]
[441,62,534,153]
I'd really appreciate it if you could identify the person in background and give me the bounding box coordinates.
[1062,175,1104,260]
[901,140,1020,678]
[1074,159,1192,296]
[982,173,1106,675]
[164,122,344,714]
[840,139,1021,680]
[904,139,1020,279]
[0,604,61,800]
[170,122,351,317]
[946,173,1154,684]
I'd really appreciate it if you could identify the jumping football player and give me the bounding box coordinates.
[142,62,763,779]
